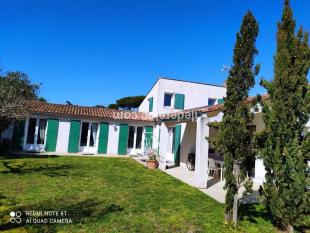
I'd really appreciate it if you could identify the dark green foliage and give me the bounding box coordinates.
[108,103,118,109]
[211,12,259,223]
[0,71,40,134]
[108,95,145,110]
[258,0,310,231]
[94,104,106,108]
[116,95,145,110]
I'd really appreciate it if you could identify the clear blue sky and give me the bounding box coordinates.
[1,0,309,106]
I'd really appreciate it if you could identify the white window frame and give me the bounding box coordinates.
[163,92,174,109]
[79,121,100,153]
[127,125,145,154]
[208,98,217,106]
[23,117,48,151]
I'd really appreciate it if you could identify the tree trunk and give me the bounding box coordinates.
[233,162,240,226]
[225,210,232,222]
[233,193,238,225]
[287,224,294,233]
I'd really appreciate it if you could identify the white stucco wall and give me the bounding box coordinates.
[139,78,226,116]
[20,114,155,155]
[254,159,266,185]
[107,123,120,155]
[56,119,70,153]
[179,121,196,167]
[138,79,160,117]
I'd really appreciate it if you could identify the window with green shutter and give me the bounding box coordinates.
[148,97,153,112]
[144,126,153,149]
[98,122,109,154]
[218,98,225,104]
[68,120,81,153]
[174,93,185,110]
[45,119,59,152]
[118,124,129,155]
[173,124,181,165]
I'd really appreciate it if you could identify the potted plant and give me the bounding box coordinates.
[146,149,159,169]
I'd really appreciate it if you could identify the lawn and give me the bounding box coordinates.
[0,155,275,233]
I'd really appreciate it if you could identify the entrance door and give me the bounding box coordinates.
[79,122,99,154]
[168,125,181,165]
[127,126,144,154]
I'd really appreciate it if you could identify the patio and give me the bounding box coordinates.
[162,166,226,203]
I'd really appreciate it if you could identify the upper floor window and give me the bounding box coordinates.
[208,98,217,106]
[148,97,153,112]
[164,93,173,107]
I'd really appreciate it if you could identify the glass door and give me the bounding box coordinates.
[127,126,144,154]
[25,117,47,151]
[79,122,98,154]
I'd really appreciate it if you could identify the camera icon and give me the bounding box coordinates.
[9,211,22,224]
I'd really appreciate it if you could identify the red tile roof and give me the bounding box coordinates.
[27,101,155,122]
[158,94,269,121]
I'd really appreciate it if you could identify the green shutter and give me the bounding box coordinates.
[68,120,81,153]
[218,98,225,104]
[144,126,153,149]
[118,124,129,155]
[148,97,153,112]
[45,119,59,152]
[174,93,185,109]
[173,124,181,165]
[98,122,109,154]
[12,120,25,150]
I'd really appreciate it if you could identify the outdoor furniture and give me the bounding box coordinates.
[208,159,221,178]
[208,152,225,181]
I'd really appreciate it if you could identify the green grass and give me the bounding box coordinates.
[0,155,275,233]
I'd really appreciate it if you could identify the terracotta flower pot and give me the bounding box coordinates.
[147,160,159,169]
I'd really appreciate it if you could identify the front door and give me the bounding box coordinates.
[127,126,144,154]
[79,122,99,154]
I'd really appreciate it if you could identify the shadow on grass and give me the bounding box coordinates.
[0,197,124,232]
[0,153,59,160]
[238,203,272,224]
[0,160,73,177]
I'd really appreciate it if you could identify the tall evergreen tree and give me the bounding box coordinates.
[258,0,310,231]
[211,12,259,224]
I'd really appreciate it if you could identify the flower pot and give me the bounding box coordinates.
[146,160,159,169]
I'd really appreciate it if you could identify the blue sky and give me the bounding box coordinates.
[1,0,309,106]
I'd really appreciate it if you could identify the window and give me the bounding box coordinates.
[127,126,135,149]
[208,98,217,106]
[135,127,143,149]
[89,123,98,147]
[80,122,98,147]
[148,97,153,112]
[80,122,89,146]
[37,119,47,144]
[127,126,144,150]
[26,118,47,145]
[27,118,37,144]
[164,93,173,107]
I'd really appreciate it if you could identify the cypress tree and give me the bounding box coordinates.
[259,0,310,231]
[212,11,259,224]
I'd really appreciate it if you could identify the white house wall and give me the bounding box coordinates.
[56,119,71,153]
[138,79,160,117]
[179,122,196,168]
[107,123,120,155]
[18,115,155,155]
[139,78,226,116]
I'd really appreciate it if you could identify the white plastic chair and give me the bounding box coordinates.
[208,159,221,177]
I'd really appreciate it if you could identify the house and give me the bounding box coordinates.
[1,77,308,189]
